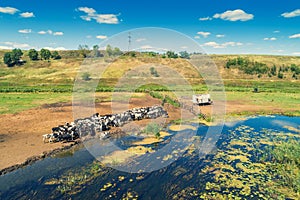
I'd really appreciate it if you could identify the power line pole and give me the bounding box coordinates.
[128,32,131,52]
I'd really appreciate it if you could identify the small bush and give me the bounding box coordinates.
[81,72,91,81]
[150,67,159,77]
[143,123,161,135]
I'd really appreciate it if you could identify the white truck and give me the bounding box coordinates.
[192,94,213,105]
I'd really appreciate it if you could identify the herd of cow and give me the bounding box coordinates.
[43,105,168,143]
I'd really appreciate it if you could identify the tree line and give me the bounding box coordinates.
[2,45,193,67]
[226,57,299,79]
[3,48,61,67]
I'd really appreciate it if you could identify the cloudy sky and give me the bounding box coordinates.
[0,0,299,55]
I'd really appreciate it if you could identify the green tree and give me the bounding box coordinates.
[113,47,122,56]
[106,45,113,56]
[51,51,61,60]
[179,51,190,59]
[40,48,51,60]
[28,49,39,60]
[270,65,277,76]
[166,51,178,58]
[78,45,90,58]
[278,72,284,79]
[92,45,101,57]
[3,52,13,67]
[11,48,23,64]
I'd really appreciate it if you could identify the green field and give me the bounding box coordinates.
[0,51,299,115]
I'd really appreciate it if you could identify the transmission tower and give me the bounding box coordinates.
[128,32,131,51]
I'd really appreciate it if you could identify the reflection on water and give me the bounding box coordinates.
[0,115,299,199]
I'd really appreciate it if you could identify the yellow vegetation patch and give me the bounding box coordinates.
[227,154,249,162]
[162,154,173,161]
[100,182,113,191]
[44,179,60,185]
[132,137,162,145]
[159,131,171,137]
[283,125,300,133]
[169,124,196,131]
[236,163,261,174]
[133,131,170,145]
[127,146,155,154]
[259,140,276,146]
[229,140,249,147]
[118,176,125,181]
[198,119,214,126]
[101,146,154,165]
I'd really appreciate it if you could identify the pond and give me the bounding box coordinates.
[0,115,299,199]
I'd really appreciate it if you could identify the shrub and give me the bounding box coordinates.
[81,72,91,81]
[51,51,61,60]
[143,123,161,135]
[150,67,159,77]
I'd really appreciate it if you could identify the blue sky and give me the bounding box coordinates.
[0,0,299,55]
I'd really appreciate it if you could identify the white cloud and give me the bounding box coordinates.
[78,7,96,15]
[202,41,243,49]
[38,30,62,36]
[281,9,300,18]
[0,46,13,50]
[139,45,168,52]
[86,35,92,39]
[213,9,254,21]
[136,38,146,42]
[42,46,66,51]
[216,34,225,38]
[140,45,153,50]
[272,49,284,53]
[181,46,188,49]
[273,30,280,33]
[0,6,19,14]
[18,29,32,34]
[96,35,107,39]
[194,36,200,39]
[263,37,277,41]
[202,42,222,48]
[77,6,119,24]
[292,52,300,55]
[20,12,35,18]
[197,31,211,38]
[199,17,212,21]
[289,33,300,39]
[2,41,31,49]
[53,32,64,36]
[38,31,47,35]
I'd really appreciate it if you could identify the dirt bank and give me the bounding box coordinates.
[0,94,184,172]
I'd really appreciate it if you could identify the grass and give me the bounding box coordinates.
[0,92,71,114]
[0,52,299,116]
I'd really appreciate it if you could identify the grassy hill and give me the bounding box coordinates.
[0,50,299,92]
[0,50,299,115]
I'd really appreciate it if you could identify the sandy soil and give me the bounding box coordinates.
[0,94,290,171]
